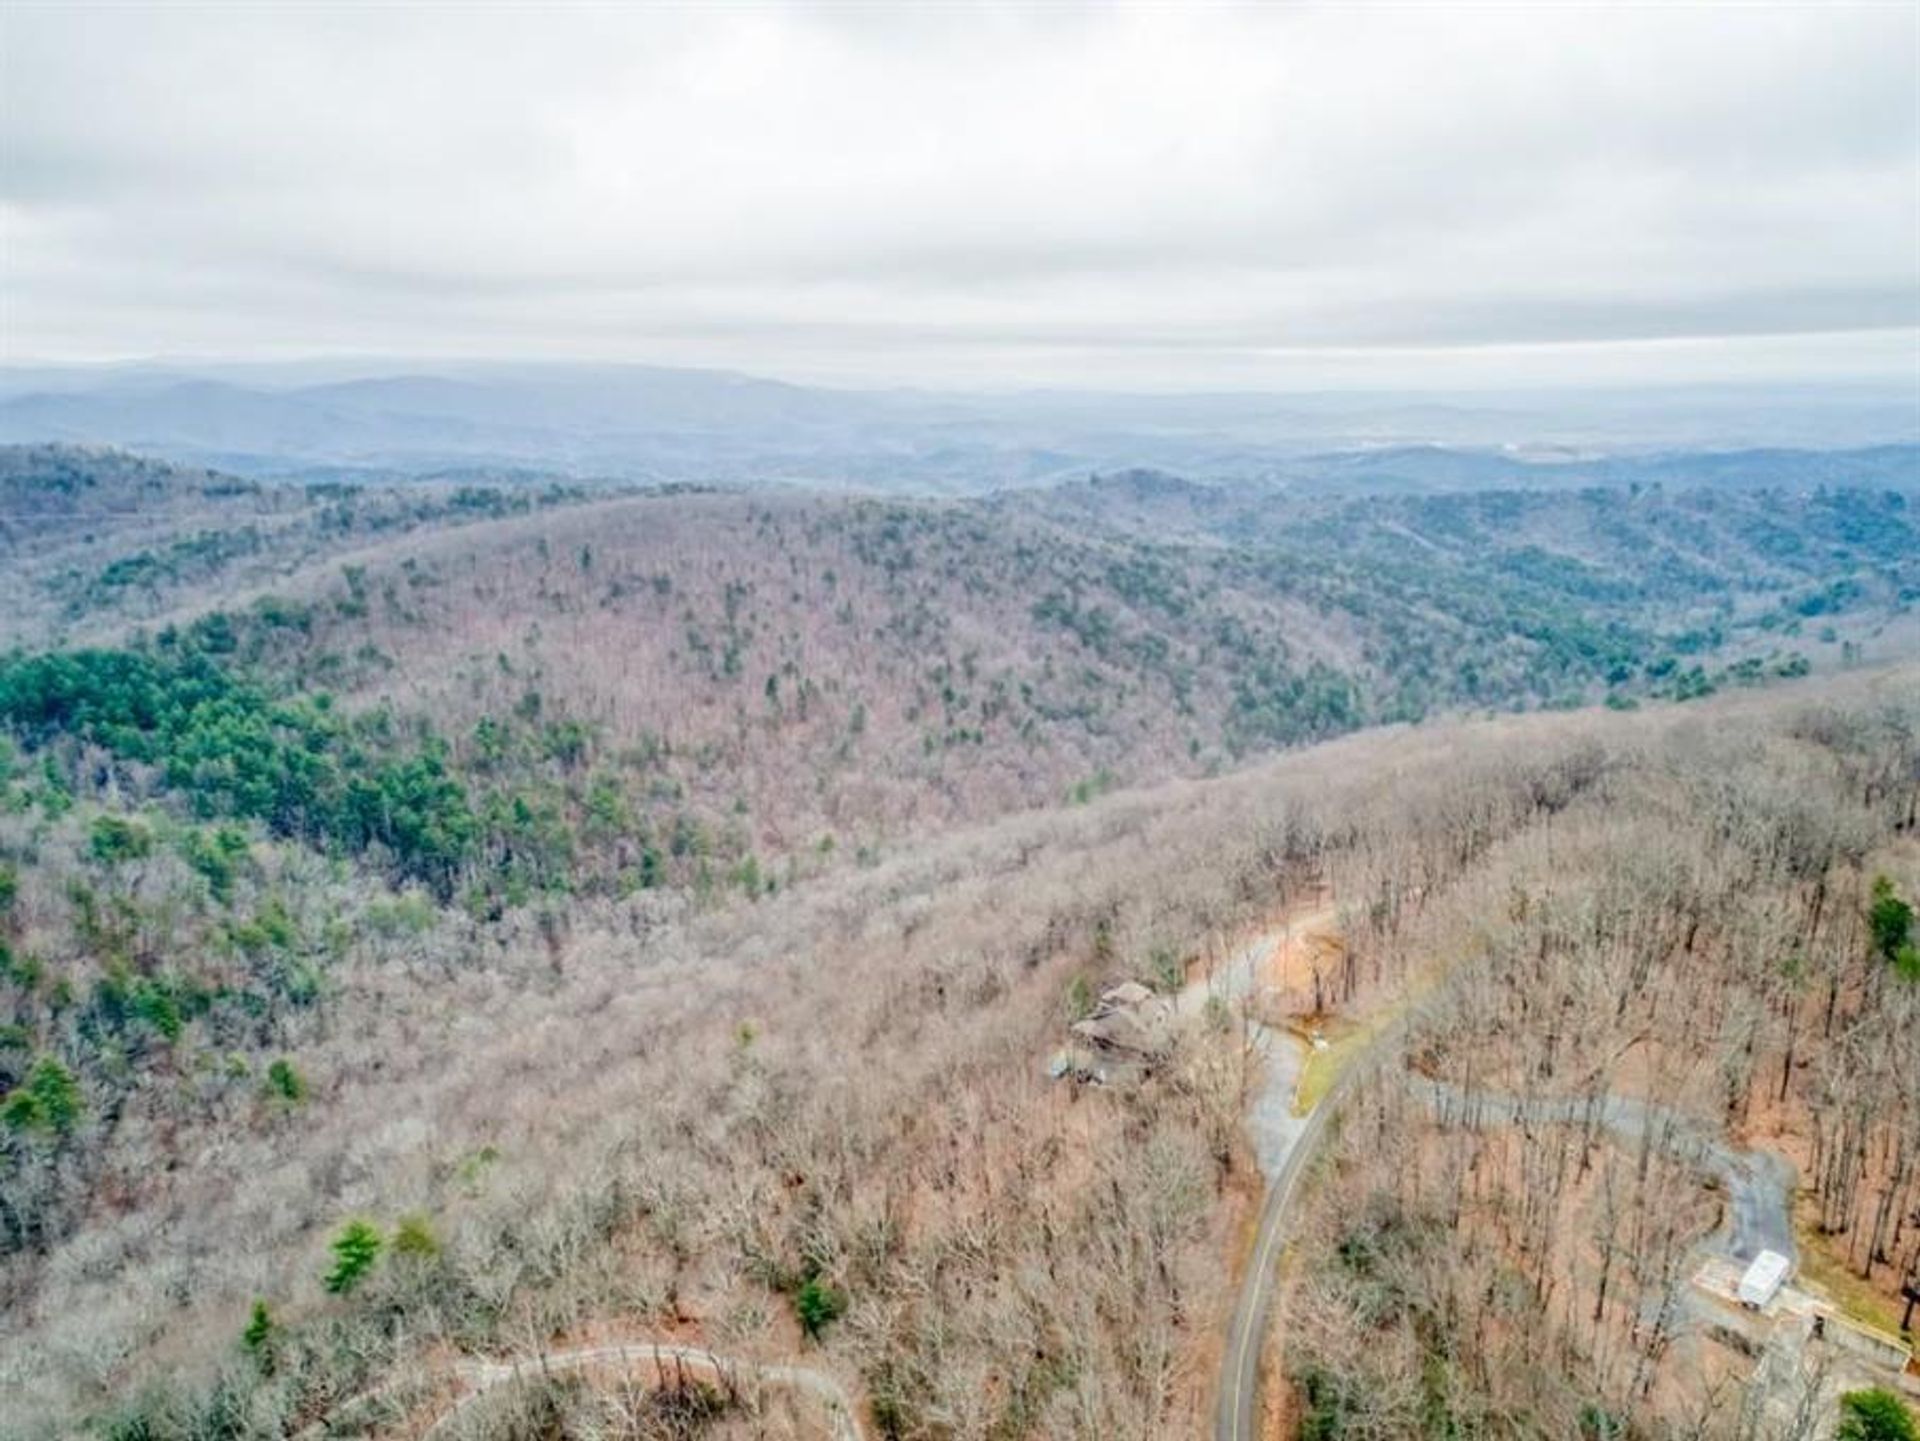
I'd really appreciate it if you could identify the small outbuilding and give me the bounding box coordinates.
[1736,1250,1793,1310]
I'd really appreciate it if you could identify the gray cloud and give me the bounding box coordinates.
[2,2,1915,388]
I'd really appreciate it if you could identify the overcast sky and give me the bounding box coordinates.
[3,2,1916,391]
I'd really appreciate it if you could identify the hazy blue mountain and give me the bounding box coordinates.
[1,362,1914,491]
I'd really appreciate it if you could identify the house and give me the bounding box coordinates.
[1053,982,1175,1084]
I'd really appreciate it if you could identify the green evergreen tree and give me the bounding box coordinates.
[265,1058,306,1104]
[794,1275,846,1338]
[2,1057,82,1136]
[1870,876,1914,964]
[89,815,152,864]
[242,1301,275,1353]
[1837,1389,1917,1441]
[323,1219,383,1294]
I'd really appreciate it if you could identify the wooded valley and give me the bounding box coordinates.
[0,445,1915,1440]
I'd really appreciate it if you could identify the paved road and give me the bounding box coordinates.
[1212,1011,1409,1441]
[1208,1024,1796,1441]
[1406,1078,1797,1263]
[1195,908,1402,1441]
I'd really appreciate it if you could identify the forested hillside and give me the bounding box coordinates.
[1279,686,1920,1437]
[3,448,1910,907]
[1,446,1917,1439]
[2,654,1914,1438]
[8,0,1917,1434]
[0,446,604,646]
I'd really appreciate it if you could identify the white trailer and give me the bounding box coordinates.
[1736,1250,1792,1310]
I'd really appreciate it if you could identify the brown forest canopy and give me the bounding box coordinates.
[0,444,1916,1438]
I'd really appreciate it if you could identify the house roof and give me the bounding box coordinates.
[1737,1250,1792,1304]
[1069,984,1173,1056]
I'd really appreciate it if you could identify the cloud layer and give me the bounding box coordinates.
[4,3,1916,387]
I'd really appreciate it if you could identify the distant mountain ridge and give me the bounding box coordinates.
[2,362,1914,491]
[1265,442,1920,494]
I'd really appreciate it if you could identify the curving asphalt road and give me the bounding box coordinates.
[298,907,1795,1441]
[1208,1004,1797,1441]
[1214,1045,1369,1441]
[1211,1005,1411,1441]
[1405,1077,1797,1264]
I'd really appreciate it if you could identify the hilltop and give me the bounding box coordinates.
[2,446,1914,901]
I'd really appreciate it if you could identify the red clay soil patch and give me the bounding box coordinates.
[1259,924,1345,1005]
[1182,888,1337,992]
